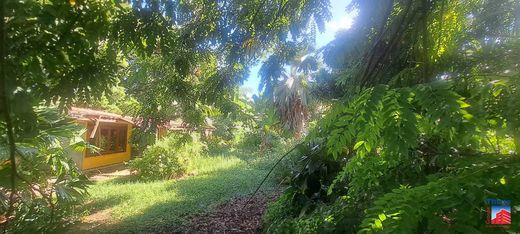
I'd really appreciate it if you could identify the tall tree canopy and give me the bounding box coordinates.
[115,0,332,130]
[321,0,520,90]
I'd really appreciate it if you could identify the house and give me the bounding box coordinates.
[68,107,133,170]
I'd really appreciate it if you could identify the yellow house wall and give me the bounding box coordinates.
[78,120,133,170]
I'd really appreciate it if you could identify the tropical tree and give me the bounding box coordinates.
[110,0,334,139]
[264,0,520,233]
[272,55,318,138]
[259,40,320,138]
[0,1,122,231]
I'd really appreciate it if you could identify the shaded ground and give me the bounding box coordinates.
[167,192,279,234]
[72,164,132,233]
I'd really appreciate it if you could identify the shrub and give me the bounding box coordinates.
[263,190,300,233]
[359,156,520,233]
[239,126,290,154]
[205,136,234,155]
[271,149,302,184]
[264,80,520,233]
[129,127,156,157]
[0,106,90,233]
[263,189,343,234]
[129,132,206,179]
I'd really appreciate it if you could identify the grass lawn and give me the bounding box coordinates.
[78,151,280,233]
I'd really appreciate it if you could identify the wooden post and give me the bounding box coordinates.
[90,118,100,139]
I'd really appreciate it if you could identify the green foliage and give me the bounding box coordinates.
[5,0,123,107]
[263,190,299,228]
[258,41,321,137]
[266,78,520,232]
[207,117,251,153]
[1,0,335,231]
[1,1,124,230]
[205,93,296,156]
[86,84,139,116]
[122,55,207,131]
[265,0,520,231]
[240,126,283,153]
[4,0,520,233]
[360,156,520,233]
[263,188,350,234]
[113,0,333,132]
[129,142,188,180]
[129,127,157,157]
[0,106,90,233]
[129,133,206,180]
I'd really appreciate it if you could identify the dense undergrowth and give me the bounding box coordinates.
[0,107,91,233]
[262,0,520,232]
[263,65,520,233]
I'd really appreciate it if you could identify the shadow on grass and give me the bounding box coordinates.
[80,194,129,216]
[92,160,278,233]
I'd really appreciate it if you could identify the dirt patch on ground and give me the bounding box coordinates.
[159,192,279,234]
[72,208,113,233]
[84,163,131,182]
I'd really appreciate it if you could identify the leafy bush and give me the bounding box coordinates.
[129,132,206,179]
[129,127,156,157]
[0,106,90,233]
[206,115,291,156]
[271,153,300,184]
[240,126,291,154]
[263,189,300,233]
[264,79,520,233]
[359,156,520,233]
[263,188,346,234]
[270,139,310,184]
[205,117,253,154]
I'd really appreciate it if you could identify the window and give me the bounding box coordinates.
[88,124,127,156]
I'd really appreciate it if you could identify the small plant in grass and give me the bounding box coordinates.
[129,132,206,180]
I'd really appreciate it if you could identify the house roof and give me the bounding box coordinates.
[69,107,134,124]
[69,107,215,130]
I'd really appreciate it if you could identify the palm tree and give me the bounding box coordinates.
[259,52,318,138]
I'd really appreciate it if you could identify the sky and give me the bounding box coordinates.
[240,0,355,96]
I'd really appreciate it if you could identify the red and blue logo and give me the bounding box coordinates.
[486,198,511,225]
